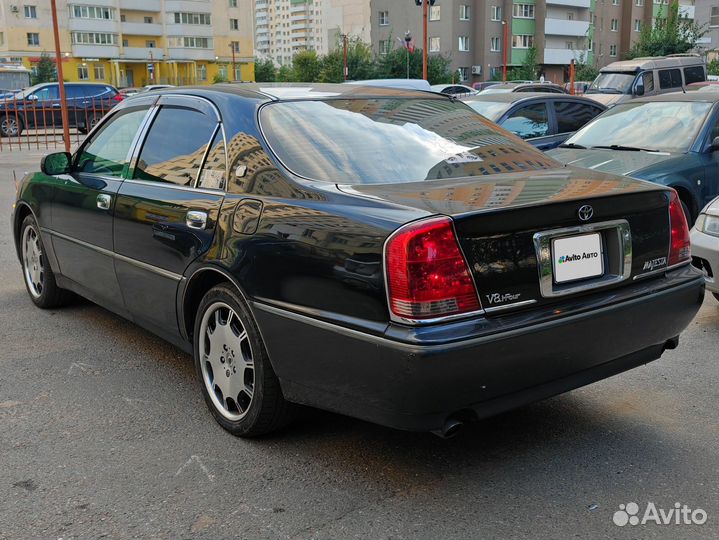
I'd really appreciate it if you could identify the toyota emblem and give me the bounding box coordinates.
[578,205,594,221]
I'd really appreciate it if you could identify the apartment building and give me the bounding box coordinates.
[695,0,719,61]
[0,0,254,88]
[370,0,698,84]
[255,0,370,65]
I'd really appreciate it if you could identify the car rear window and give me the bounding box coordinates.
[260,98,558,185]
[684,66,705,85]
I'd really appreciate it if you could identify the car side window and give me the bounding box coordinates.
[684,66,705,85]
[642,71,655,93]
[75,107,148,176]
[502,103,550,138]
[31,86,59,101]
[659,69,682,89]
[197,129,227,190]
[554,101,604,134]
[133,106,217,186]
[65,86,84,102]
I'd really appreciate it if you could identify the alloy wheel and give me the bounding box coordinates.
[1,117,19,136]
[199,301,255,421]
[22,225,44,298]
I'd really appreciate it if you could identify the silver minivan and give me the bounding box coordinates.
[585,54,706,107]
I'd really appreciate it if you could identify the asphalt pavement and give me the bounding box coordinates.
[1,150,718,540]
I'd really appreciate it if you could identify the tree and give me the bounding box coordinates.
[32,52,57,85]
[254,58,276,82]
[292,50,321,82]
[212,72,228,84]
[574,52,599,82]
[374,43,453,84]
[626,3,704,59]
[276,64,294,82]
[708,58,719,77]
[506,47,539,81]
[320,36,375,82]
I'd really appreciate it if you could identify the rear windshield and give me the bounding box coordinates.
[260,98,557,184]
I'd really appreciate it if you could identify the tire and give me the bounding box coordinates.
[19,215,71,309]
[78,114,101,135]
[0,114,23,137]
[193,283,295,437]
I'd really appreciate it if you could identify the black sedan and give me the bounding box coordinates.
[11,84,704,437]
[465,93,606,150]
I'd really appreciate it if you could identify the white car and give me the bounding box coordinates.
[430,84,479,97]
[691,195,719,302]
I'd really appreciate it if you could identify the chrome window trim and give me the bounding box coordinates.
[533,219,632,298]
[42,227,183,282]
[121,178,224,197]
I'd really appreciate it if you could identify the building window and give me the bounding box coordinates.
[429,5,440,21]
[611,19,619,31]
[122,38,129,47]
[78,65,89,80]
[144,16,153,23]
[458,36,469,51]
[94,64,105,80]
[231,41,240,53]
[490,36,500,52]
[634,19,641,32]
[711,7,719,27]
[230,18,239,30]
[71,5,115,20]
[196,64,207,81]
[379,39,390,54]
[636,0,644,5]
[612,0,620,5]
[173,12,212,25]
[588,38,593,51]
[566,41,574,49]
[379,11,389,26]
[27,33,40,46]
[512,34,534,48]
[229,0,237,6]
[513,4,535,19]
[0,32,4,46]
[458,67,469,82]
[71,32,119,45]
[567,12,574,20]
[610,44,617,57]
[24,5,37,18]
[490,6,501,22]
[429,37,440,52]
[146,40,156,48]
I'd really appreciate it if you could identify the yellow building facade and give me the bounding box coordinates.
[0,0,254,88]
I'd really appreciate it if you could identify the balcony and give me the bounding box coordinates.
[71,44,120,59]
[119,0,161,11]
[544,48,589,65]
[69,18,119,32]
[121,47,159,60]
[545,18,591,37]
[121,22,163,36]
[165,24,212,38]
[546,0,590,7]
[167,48,215,61]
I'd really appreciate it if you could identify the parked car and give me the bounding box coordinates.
[479,82,567,95]
[564,81,591,95]
[548,93,719,223]
[12,84,703,437]
[472,81,500,91]
[686,81,719,93]
[691,196,719,302]
[585,54,706,108]
[141,84,175,92]
[465,93,606,150]
[345,78,431,91]
[120,87,141,98]
[0,82,122,137]
[430,84,478,97]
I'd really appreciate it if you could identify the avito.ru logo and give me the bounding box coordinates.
[557,251,599,264]
[613,502,708,527]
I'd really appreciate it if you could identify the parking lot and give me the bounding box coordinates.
[1,150,718,539]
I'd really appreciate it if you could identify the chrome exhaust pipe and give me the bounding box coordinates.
[431,417,464,439]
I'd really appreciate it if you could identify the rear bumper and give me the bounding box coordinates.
[690,228,719,293]
[253,267,705,432]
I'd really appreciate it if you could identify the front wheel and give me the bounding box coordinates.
[19,215,71,308]
[0,114,23,137]
[193,284,295,437]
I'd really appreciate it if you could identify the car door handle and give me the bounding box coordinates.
[96,194,112,210]
[186,210,208,230]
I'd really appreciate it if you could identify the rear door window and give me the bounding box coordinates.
[684,66,705,85]
[133,106,218,186]
[554,101,604,134]
[659,69,682,89]
[31,85,59,101]
[503,103,550,138]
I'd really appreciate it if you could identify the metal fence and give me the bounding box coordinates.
[0,93,118,152]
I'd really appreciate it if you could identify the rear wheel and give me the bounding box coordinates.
[193,283,295,437]
[0,114,23,137]
[78,114,101,134]
[20,215,71,308]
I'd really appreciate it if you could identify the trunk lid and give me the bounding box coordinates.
[342,167,672,314]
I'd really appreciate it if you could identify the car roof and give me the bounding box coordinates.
[633,92,719,104]
[150,82,445,102]
[466,92,601,104]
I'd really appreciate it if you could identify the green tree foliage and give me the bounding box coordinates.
[254,58,276,82]
[506,47,539,81]
[276,64,294,82]
[708,58,719,77]
[293,50,321,83]
[32,52,57,85]
[212,73,228,84]
[574,52,599,82]
[320,36,375,82]
[626,3,704,59]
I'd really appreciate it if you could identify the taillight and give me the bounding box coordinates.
[385,216,481,322]
[112,94,123,101]
[668,190,691,266]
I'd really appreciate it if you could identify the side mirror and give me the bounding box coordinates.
[41,152,71,175]
[710,136,719,153]
[634,83,645,96]
[27,94,39,101]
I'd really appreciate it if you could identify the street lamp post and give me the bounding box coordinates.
[341,34,348,81]
[502,20,508,83]
[413,0,433,81]
[404,32,412,79]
